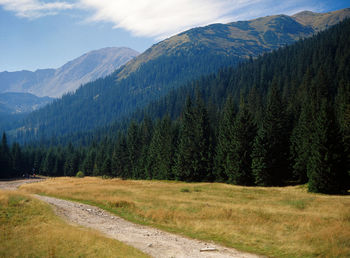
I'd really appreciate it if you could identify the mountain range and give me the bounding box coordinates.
[0,47,139,98]
[0,92,53,114]
[115,8,350,80]
[5,8,350,141]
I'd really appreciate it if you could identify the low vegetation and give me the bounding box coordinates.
[21,177,350,257]
[0,189,148,258]
[76,171,85,178]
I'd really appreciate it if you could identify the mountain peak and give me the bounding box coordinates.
[292,7,350,31]
[0,47,139,98]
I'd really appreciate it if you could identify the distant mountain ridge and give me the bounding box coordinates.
[9,8,350,141]
[115,8,350,80]
[0,47,139,98]
[0,92,53,114]
[293,8,350,31]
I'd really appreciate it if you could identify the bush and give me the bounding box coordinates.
[76,171,85,178]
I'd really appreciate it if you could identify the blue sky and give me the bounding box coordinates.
[0,0,348,72]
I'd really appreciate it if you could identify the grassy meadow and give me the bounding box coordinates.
[0,190,149,258]
[20,177,350,257]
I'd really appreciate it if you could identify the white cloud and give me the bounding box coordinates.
[78,0,258,39]
[77,0,325,38]
[0,0,74,18]
[0,0,326,38]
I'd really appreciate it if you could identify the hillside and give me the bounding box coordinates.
[293,7,350,31]
[0,47,139,98]
[115,8,350,80]
[3,17,349,195]
[10,8,350,142]
[0,92,53,114]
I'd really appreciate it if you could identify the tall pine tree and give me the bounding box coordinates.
[307,100,348,194]
[251,83,290,186]
[174,94,212,182]
[215,96,235,182]
[230,96,257,185]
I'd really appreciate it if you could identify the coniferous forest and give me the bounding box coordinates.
[1,19,349,194]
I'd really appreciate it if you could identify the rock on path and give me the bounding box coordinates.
[36,195,261,258]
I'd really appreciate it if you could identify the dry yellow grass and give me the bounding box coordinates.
[0,189,149,258]
[20,177,350,257]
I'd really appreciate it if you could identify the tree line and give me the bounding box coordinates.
[1,19,349,194]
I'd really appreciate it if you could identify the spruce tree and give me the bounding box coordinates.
[101,156,112,177]
[174,97,196,181]
[335,80,350,185]
[11,143,22,178]
[112,134,129,179]
[42,148,56,176]
[82,149,96,176]
[174,95,212,182]
[127,121,141,179]
[251,83,290,186]
[147,115,175,180]
[290,70,313,184]
[215,96,235,182]
[138,117,153,179]
[290,100,312,184]
[307,100,348,194]
[0,132,12,178]
[230,97,257,185]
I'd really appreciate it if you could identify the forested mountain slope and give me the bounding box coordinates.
[0,92,53,114]
[11,8,350,141]
[3,18,349,194]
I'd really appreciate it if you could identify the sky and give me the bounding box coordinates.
[0,0,348,72]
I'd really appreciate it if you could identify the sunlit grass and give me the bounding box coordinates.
[21,177,350,257]
[0,190,149,258]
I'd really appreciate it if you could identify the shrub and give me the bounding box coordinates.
[76,171,85,178]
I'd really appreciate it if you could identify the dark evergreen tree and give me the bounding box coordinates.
[101,156,112,177]
[289,70,313,183]
[138,117,153,179]
[52,148,64,177]
[290,101,313,183]
[41,148,56,176]
[251,83,290,186]
[0,132,12,178]
[82,149,96,176]
[174,94,212,182]
[64,146,80,176]
[147,115,176,180]
[112,134,129,179]
[11,142,22,177]
[230,96,257,185]
[215,96,236,182]
[335,80,350,181]
[127,121,141,179]
[307,100,348,194]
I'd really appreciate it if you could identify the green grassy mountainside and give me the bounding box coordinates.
[116,8,350,79]
[9,8,350,142]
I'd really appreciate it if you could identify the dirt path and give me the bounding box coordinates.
[0,178,45,190]
[1,179,260,258]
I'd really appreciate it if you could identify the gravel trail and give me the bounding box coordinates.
[0,178,45,190]
[1,179,261,258]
